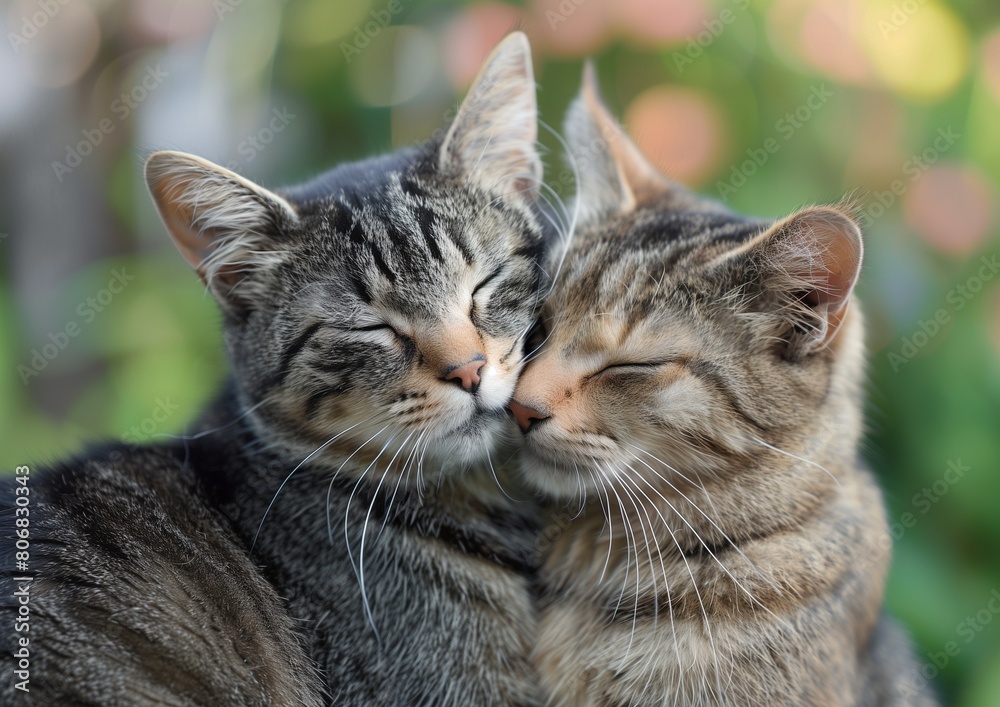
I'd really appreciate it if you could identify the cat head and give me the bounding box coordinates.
[146,33,549,482]
[511,66,865,505]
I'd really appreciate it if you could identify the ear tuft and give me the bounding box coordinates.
[742,206,863,359]
[438,32,541,198]
[564,62,676,225]
[145,151,297,314]
[563,62,634,222]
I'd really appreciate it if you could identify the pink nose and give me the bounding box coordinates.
[509,400,548,433]
[444,358,485,393]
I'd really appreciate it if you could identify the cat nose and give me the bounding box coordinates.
[443,356,485,394]
[509,400,549,433]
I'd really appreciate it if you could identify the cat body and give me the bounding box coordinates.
[511,67,935,707]
[1,443,324,706]
[2,33,552,706]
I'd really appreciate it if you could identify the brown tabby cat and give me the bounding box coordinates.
[508,66,936,706]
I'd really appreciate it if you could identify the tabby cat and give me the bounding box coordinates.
[508,66,935,706]
[2,33,552,706]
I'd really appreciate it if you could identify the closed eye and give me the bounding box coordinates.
[594,361,669,376]
[348,323,398,335]
[348,324,396,332]
[470,265,505,322]
[472,265,505,300]
[344,322,414,357]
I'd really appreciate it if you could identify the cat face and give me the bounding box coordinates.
[511,67,864,502]
[147,34,551,481]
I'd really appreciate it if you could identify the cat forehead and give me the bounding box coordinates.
[592,207,763,252]
[295,172,535,250]
[564,208,766,297]
[278,170,540,319]
[548,210,766,354]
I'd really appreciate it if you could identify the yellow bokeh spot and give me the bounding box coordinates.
[862,0,969,101]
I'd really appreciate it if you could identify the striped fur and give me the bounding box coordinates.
[1,33,554,706]
[512,68,935,706]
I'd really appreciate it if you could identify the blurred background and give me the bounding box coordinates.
[1,0,998,702]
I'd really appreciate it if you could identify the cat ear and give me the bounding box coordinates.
[738,206,863,359]
[145,150,298,314]
[564,62,672,223]
[438,32,541,198]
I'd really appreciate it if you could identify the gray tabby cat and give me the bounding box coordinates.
[508,66,935,706]
[2,33,551,706]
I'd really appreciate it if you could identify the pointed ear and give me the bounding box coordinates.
[564,62,672,224]
[738,206,863,359]
[438,32,541,198]
[145,150,298,315]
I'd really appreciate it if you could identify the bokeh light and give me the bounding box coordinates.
[767,0,873,85]
[614,0,708,45]
[862,0,970,101]
[130,0,216,43]
[843,95,907,188]
[903,165,996,256]
[982,28,1000,105]
[13,0,101,88]
[624,86,725,186]
[444,2,523,89]
[350,26,437,107]
[528,0,613,57]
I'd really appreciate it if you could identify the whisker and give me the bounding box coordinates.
[252,414,384,550]
[153,396,273,443]
[616,465,726,700]
[624,444,777,598]
[752,436,841,487]
[604,471,637,623]
[485,444,517,501]
[589,468,616,586]
[325,424,391,547]
[537,117,580,296]
[376,429,426,541]
[356,429,414,640]
[620,457,773,616]
[606,467,655,664]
